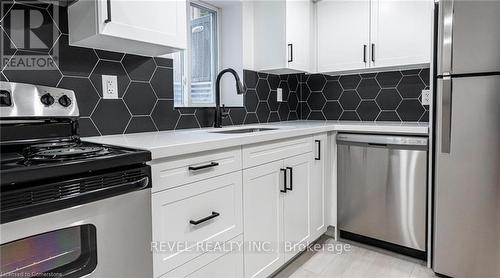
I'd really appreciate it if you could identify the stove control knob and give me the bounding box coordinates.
[40,93,55,106]
[58,95,72,107]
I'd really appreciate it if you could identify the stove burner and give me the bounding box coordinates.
[31,142,77,149]
[22,141,79,156]
[27,146,110,162]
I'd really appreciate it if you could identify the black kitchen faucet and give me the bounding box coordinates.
[214,68,245,128]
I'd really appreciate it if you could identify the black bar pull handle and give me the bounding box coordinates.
[105,0,112,23]
[189,211,220,225]
[288,44,293,63]
[280,168,287,193]
[286,167,293,191]
[363,45,367,63]
[315,140,321,160]
[188,162,219,171]
[371,43,375,63]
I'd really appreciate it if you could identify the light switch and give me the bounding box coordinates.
[277,88,283,102]
[102,75,118,99]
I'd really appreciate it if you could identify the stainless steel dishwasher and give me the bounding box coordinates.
[337,133,428,258]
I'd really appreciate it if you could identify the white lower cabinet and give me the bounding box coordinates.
[243,161,285,278]
[310,134,327,240]
[152,134,328,278]
[242,134,326,278]
[283,153,312,261]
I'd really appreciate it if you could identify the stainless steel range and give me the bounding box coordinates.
[0,81,153,278]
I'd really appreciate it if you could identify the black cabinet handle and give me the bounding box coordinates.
[286,167,293,191]
[280,168,287,193]
[188,162,219,171]
[371,43,375,63]
[363,45,367,63]
[189,212,220,225]
[105,0,112,23]
[315,140,321,160]
[288,44,293,63]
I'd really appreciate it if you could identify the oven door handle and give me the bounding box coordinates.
[1,176,150,224]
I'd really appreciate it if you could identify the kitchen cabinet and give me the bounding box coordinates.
[251,0,314,74]
[316,0,432,73]
[283,153,312,261]
[242,135,326,277]
[316,0,371,72]
[243,161,284,278]
[68,0,187,56]
[370,0,433,68]
[310,134,327,240]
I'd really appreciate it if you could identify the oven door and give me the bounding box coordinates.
[0,188,152,278]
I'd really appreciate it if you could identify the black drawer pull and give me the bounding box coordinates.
[188,162,219,171]
[189,211,220,225]
[280,168,287,193]
[286,167,293,191]
[315,140,321,160]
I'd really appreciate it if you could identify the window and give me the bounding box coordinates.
[174,1,219,107]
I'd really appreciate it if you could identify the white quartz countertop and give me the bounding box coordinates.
[83,121,429,160]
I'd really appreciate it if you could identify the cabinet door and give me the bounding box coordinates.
[99,0,187,50]
[243,161,285,278]
[286,0,312,72]
[310,134,327,241]
[283,153,312,261]
[370,0,432,67]
[317,0,370,72]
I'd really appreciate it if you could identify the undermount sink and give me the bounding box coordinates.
[209,128,278,134]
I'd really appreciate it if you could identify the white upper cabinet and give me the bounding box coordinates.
[316,0,433,73]
[317,0,371,73]
[370,0,433,68]
[68,0,187,56]
[250,0,313,74]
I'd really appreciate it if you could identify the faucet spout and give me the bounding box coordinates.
[214,68,245,128]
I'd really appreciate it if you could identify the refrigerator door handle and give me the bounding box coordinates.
[441,76,453,153]
[438,0,454,75]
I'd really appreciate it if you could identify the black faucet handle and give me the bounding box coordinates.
[221,105,229,118]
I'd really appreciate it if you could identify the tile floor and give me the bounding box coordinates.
[273,236,437,278]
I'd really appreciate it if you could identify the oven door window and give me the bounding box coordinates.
[0,224,97,277]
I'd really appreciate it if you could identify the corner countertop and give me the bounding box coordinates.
[83,121,429,161]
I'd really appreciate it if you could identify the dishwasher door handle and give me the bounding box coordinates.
[337,134,428,147]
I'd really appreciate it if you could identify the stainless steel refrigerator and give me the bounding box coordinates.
[434,0,500,277]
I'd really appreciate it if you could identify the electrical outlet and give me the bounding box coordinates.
[102,75,118,99]
[277,88,283,102]
[421,89,431,106]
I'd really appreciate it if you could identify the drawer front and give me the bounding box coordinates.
[151,147,242,192]
[152,172,243,277]
[161,236,243,278]
[242,136,313,169]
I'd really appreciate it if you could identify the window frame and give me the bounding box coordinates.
[175,0,221,108]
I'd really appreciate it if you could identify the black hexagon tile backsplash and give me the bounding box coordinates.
[0,3,428,137]
[299,68,429,123]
